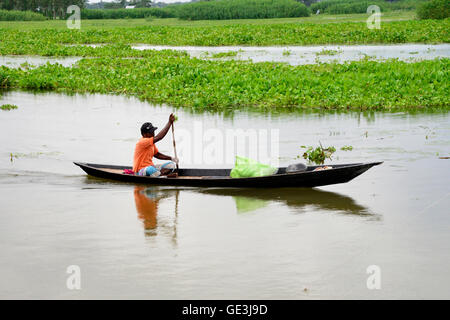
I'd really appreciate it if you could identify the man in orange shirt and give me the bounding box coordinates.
[133,113,178,176]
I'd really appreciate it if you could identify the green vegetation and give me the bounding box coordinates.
[0,0,425,21]
[0,0,84,19]
[0,7,448,114]
[340,145,354,151]
[311,0,425,15]
[0,19,447,52]
[417,0,450,20]
[0,103,18,110]
[0,11,417,29]
[82,0,311,21]
[316,48,342,56]
[0,55,447,111]
[81,8,174,20]
[0,9,46,21]
[173,0,310,21]
[208,51,240,58]
[300,145,337,164]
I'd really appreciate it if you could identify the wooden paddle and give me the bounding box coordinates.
[171,121,179,171]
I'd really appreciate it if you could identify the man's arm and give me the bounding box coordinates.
[154,152,178,164]
[154,152,172,161]
[154,113,175,143]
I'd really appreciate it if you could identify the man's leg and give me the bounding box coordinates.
[156,162,176,176]
[137,166,161,177]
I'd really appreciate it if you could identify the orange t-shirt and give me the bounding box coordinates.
[133,137,159,172]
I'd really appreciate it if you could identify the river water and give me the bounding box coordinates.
[2,44,448,68]
[132,43,450,65]
[0,91,449,299]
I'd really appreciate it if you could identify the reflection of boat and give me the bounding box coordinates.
[199,188,374,216]
[74,162,382,188]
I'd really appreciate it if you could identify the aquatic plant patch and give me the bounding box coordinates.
[0,103,18,110]
[0,56,447,112]
[300,145,337,165]
[0,19,448,50]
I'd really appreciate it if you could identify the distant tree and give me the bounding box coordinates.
[104,1,125,9]
[296,0,317,7]
[134,0,152,8]
[0,0,85,18]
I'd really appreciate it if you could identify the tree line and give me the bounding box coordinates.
[0,0,85,18]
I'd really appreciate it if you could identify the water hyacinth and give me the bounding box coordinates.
[0,56,448,112]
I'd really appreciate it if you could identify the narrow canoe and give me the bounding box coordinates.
[74,161,382,188]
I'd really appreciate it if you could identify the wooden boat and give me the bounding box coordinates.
[74,161,382,188]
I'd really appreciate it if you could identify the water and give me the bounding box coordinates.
[18,43,447,68]
[0,55,82,68]
[132,44,450,65]
[0,91,449,299]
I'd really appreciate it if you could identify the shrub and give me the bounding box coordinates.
[0,9,46,21]
[417,0,450,20]
[174,0,310,21]
[311,0,425,15]
[80,8,175,20]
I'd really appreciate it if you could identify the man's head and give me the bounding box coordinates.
[140,122,158,138]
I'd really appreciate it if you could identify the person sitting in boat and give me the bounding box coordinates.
[133,114,178,177]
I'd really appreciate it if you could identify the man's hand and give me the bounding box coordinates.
[171,157,179,164]
[154,114,176,143]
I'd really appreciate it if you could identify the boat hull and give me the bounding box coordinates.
[74,162,382,188]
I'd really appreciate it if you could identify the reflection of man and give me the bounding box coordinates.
[134,186,158,234]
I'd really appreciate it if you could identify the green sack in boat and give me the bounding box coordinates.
[230,156,278,178]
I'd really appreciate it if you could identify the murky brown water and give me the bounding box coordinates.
[0,91,449,299]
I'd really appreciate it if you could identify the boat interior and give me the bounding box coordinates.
[84,163,360,178]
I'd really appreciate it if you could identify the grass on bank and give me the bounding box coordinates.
[0,11,416,29]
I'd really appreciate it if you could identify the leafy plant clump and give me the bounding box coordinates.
[417,0,450,20]
[0,19,448,51]
[210,51,239,58]
[316,48,342,56]
[300,144,336,165]
[0,56,448,111]
[0,104,18,111]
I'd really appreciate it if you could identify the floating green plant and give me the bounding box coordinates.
[1,104,18,111]
[340,145,354,151]
[316,48,342,56]
[210,51,239,58]
[300,144,336,165]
